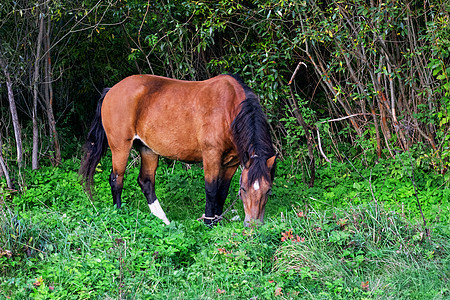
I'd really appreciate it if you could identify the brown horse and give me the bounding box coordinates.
[80,74,276,226]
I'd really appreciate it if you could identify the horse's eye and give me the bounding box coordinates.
[267,188,272,196]
[240,187,247,193]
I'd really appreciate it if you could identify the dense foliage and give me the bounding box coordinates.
[1,0,449,171]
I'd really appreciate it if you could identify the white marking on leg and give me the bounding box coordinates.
[253,180,260,191]
[148,199,170,225]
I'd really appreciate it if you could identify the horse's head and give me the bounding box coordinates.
[239,155,276,227]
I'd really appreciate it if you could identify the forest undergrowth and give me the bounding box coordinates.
[0,151,448,299]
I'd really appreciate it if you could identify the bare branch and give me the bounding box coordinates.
[316,128,331,163]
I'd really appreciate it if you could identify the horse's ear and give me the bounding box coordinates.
[266,155,277,170]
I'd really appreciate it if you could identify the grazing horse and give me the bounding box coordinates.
[80,74,276,226]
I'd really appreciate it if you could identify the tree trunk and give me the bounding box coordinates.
[0,132,12,189]
[0,55,23,167]
[32,13,45,170]
[288,62,315,187]
[43,14,61,166]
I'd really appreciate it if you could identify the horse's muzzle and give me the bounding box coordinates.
[243,214,265,227]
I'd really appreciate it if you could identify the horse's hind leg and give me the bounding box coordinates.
[138,148,170,225]
[110,145,132,209]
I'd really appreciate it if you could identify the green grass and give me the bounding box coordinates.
[0,155,449,299]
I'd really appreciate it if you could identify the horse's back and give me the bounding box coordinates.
[101,74,245,161]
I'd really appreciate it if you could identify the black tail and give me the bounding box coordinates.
[79,88,110,197]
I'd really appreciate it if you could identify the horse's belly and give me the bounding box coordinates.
[136,133,203,162]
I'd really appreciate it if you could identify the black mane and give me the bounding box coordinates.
[229,74,276,185]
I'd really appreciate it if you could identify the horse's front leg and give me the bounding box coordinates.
[202,152,223,226]
[203,178,219,226]
[203,153,238,225]
[215,165,239,216]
